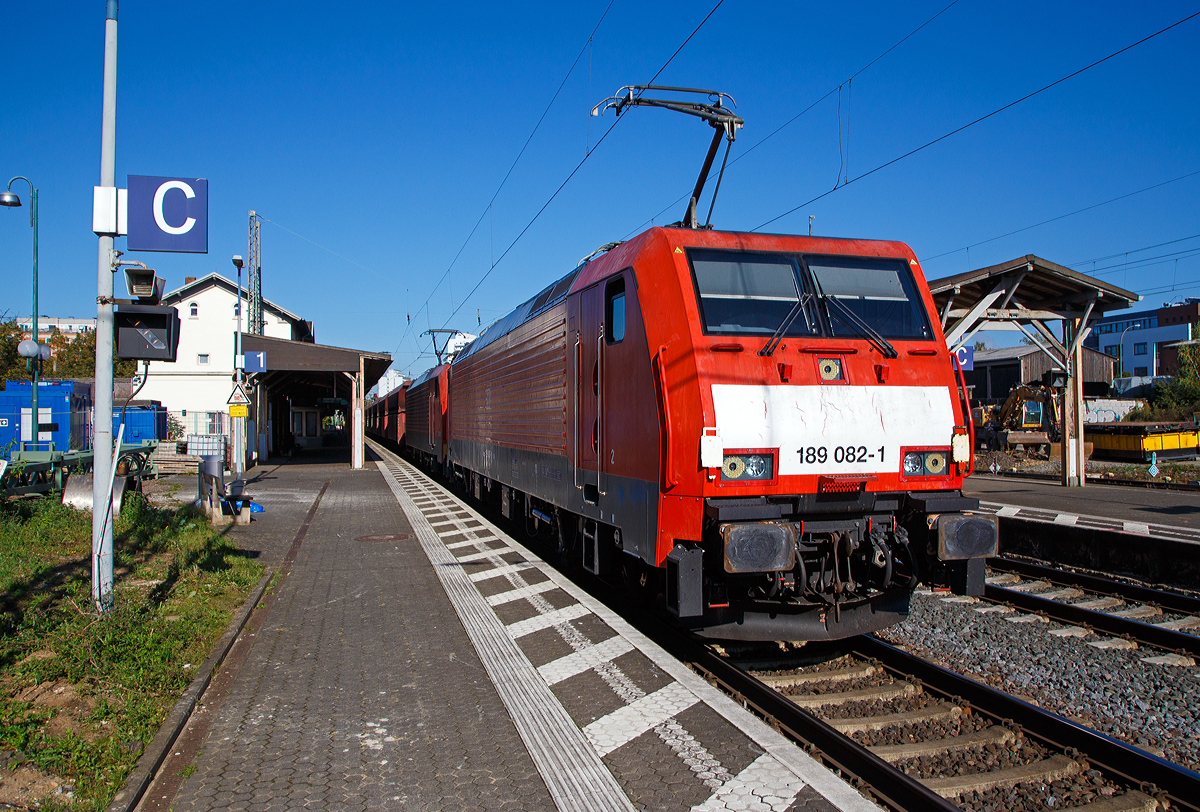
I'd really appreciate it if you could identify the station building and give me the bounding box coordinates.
[135,273,314,437]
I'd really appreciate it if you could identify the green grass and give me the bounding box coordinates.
[0,492,264,810]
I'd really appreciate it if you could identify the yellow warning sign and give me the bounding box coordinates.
[674,247,683,253]
[229,404,248,418]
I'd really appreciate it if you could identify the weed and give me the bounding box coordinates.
[0,491,263,811]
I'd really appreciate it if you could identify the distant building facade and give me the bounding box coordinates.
[1084,300,1198,377]
[16,316,96,344]
[370,367,408,400]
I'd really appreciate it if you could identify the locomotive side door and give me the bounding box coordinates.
[577,281,604,504]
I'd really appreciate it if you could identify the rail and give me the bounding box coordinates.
[985,558,1200,657]
[855,636,1200,811]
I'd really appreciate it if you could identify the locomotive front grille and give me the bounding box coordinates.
[720,522,797,573]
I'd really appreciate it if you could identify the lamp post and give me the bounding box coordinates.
[1,177,45,449]
[231,254,244,479]
[1118,324,1134,377]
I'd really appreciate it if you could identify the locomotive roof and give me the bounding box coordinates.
[450,226,924,366]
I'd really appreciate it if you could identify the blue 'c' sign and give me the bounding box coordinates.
[127,175,208,253]
[955,345,974,371]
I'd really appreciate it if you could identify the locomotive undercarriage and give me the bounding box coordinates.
[680,507,918,641]
[677,491,996,641]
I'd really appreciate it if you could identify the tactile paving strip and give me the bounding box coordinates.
[370,441,879,812]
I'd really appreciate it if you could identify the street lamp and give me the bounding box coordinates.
[1,176,45,449]
[1118,324,1134,378]
[231,255,244,478]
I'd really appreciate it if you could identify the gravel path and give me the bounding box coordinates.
[878,589,1200,770]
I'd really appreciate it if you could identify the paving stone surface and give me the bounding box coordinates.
[169,449,555,811]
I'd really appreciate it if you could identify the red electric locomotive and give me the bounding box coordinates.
[396,86,996,641]
[413,224,996,642]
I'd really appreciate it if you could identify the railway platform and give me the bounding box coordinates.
[965,474,1200,542]
[135,443,879,812]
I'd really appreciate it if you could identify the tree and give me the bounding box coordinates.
[0,319,25,381]
[0,319,135,384]
[973,339,987,351]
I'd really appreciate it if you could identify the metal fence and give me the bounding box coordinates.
[169,410,229,440]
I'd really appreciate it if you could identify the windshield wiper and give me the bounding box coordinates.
[759,294,811,356]
[811,278,898,358]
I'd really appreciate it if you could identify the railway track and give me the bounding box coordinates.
[981,558,1200,661]
[680,636,1200,812]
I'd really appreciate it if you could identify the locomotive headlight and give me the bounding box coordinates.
[903,452,924,475]
[744,455,767,478]
[721,452,775,481]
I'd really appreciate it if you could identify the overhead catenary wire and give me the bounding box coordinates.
[754,10,1200,232]
[437,0,727,331]
[388,0,618,368]
[620,0,965,238]
[922,170,1200,263]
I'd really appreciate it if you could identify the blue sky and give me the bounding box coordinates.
[2,1,1198,377]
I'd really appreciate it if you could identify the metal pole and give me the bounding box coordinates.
[92,0,118,613]
[235,263,243,479]
[31,187,39,451]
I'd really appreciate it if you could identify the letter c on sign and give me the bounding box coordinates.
[152,180,197,235]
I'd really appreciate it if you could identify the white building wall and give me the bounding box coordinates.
[1095,323,1190,376]
[138,282,296,415]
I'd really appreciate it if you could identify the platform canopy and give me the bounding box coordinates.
[929,254,1140,358]
[928,255,1140,488]
[242,334,391,470]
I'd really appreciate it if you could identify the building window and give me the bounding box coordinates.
[189,302,198,318]
[198,354,210,365]
[1104,345,1119,357]
[1134,366,1148,377]
[1134,343,1147,356]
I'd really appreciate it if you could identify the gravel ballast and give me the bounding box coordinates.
[878,588,1200,769]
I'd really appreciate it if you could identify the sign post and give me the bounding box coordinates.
[91,0,119,614]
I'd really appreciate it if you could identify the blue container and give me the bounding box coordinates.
[113,404,166,445]
[0,380,92,456]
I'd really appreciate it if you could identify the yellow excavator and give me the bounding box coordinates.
[974,385,1061,456]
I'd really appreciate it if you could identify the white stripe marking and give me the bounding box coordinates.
[508,604,592,639]
[488,580,559,607]
[456,548,513,563]
[539,636,635,686]
[584,682,699,757]
[1053,513,1078,526]
[470,562,537,583]
[1123,521,1151,535]
[690,753,807,812]
[997,505,1020,517]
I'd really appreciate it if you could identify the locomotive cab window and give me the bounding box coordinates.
[806,256,933,340]
[606,277,626,344]
[688,249,815,336]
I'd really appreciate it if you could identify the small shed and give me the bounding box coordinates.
[965,345,1118,401]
